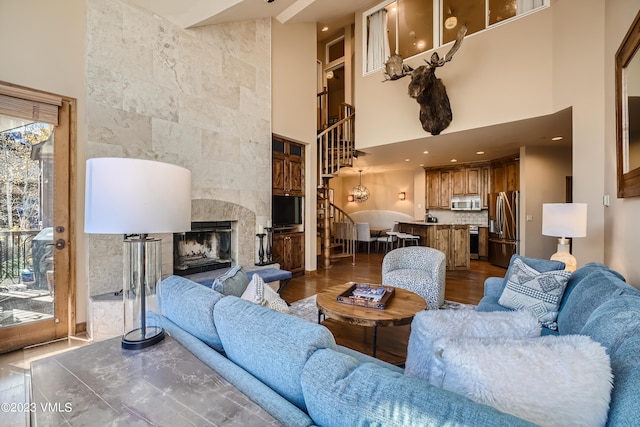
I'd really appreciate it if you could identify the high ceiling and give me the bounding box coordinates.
[127,0,572,175]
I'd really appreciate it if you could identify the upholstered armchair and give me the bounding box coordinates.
[381,247,446,310]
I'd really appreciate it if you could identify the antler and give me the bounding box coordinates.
[425,24,468,68]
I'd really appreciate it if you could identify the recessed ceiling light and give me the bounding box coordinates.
[552,136,563,141]
[423,150,429,154]
[405,159,410,162]
[450,159,457,163]
[476,151,485,155]
[321,26,329,32]
[419,163,424,167]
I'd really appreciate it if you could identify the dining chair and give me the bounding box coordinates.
[355,222,377,253]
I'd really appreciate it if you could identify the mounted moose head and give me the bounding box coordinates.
[407,25,467,135]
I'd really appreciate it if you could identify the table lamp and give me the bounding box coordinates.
[542,203,587,272]
[85,158,191,349]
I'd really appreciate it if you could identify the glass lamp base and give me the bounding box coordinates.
[122,327,165,350]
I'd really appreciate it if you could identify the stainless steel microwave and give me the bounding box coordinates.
[450,196,482,211]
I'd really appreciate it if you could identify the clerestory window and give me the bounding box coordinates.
[363,0,547,75]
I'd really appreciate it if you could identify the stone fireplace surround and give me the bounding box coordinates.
[88,199,257,341]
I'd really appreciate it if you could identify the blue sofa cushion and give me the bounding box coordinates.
[157,275,225,352]
[557,263,626,315]
[300,348,536,427]
[213,296,337,412]
[557,269,640,335]
[580,295,640,427]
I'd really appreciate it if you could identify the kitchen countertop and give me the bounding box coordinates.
[396,221,489,228]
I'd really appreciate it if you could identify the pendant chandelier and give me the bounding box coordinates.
[352,169,370,203]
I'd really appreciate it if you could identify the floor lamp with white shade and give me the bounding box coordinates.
[85,158,191,349]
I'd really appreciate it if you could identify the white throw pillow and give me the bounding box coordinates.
[241,274,290,314]
[405,309,541,383]
[499,257,572,330]
[428,334,613,427]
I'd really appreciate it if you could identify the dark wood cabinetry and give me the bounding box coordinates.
[272,136,304,196]
[271,135,305,275]
[396,223,470,271]
[490,155,519,193]
[427,225,469,270]
[478,226,489,259]
[426,164,488,209]
[272,231,304,275]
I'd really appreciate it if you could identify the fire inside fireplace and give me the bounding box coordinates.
[173,221,232,276]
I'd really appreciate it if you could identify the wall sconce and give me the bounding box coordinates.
[398,192,406,201]
[347,195,355,202]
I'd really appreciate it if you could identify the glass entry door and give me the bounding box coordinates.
[0,85,73,353]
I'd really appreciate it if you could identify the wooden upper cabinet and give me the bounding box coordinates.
[426,164,487,209]
[451,168,466,196]
[505,161,519,192]
[272,136,304,196]
[439,171,451,208]
[426,171,440,208]
[492,163,506,193]
[466,167,481,195]
[489,156,519,194]
[481,166,491,208]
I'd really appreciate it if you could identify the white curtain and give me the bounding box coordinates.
[517,0,544,14]
[366,9,391,73]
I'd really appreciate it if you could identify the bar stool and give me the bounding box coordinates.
[398,232,420,246]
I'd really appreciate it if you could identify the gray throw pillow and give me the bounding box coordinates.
[499,258,571,330]
[212,265,250,297]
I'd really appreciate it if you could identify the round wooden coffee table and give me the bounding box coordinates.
[316,283,427,358]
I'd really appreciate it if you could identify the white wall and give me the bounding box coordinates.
[520,144,573,259]
[0,0,88,322]
[271,19,318,271]
[336,169,417,217]
[605,0,640,286]
[550,0,606,270]
[353,5,554,149]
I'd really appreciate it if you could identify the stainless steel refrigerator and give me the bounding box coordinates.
[488,191,519,268]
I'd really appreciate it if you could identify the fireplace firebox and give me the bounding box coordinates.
[173,221,232,276]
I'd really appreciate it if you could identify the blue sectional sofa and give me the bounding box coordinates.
[148,258,640,426]
[477,258,640,426]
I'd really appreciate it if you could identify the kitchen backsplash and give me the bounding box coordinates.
[427,209,489,226]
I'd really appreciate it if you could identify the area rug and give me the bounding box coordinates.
[289,294,475,323]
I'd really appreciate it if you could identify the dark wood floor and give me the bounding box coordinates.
[280,252,507,365]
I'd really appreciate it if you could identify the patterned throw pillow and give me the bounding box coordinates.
[241,274,290,314]
[499,257,572,330]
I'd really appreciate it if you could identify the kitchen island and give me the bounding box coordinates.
[397,222,470,270]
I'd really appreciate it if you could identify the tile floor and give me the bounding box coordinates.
[0,335,90,427]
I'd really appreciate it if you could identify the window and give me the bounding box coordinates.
[363,0,547,75]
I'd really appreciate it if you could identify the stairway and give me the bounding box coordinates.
[317,103,356,268]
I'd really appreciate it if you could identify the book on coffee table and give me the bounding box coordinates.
[336,283,395,309]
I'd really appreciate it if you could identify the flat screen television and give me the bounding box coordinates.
[272,195,303,227]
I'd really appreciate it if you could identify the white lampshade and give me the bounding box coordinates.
[85,158,192,234]
[542,203,587,238]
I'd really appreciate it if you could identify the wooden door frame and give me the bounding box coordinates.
[0,81,76,352]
